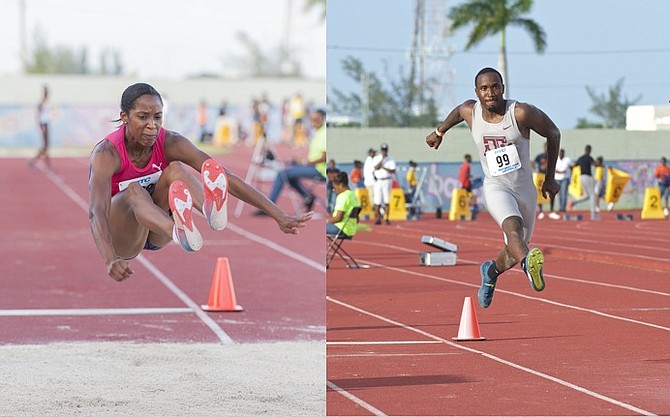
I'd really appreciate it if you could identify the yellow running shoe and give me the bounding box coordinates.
[523,248,545,292]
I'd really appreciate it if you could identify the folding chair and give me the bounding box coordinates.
[326,206,364,269]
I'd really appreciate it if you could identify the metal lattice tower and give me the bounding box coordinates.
[414,0,456,113]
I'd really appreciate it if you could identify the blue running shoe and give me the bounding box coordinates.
[523,248,545,291]
[478,260,497,308]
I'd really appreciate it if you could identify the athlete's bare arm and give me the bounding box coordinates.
[426,100,476,150]
[88,141,133,281]
[515,102,561,198]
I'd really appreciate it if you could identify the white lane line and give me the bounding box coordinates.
[329,353,462,358]
[327,380,387,417]
[135,255,234,344]
[226,223,324,272]
[42,163,234,344]
[327,296,657,417]
[543,274,670,297]
[328,340,442,345]
[0,308,192,317]
[344,256,670,332]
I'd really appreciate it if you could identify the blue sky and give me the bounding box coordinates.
[327,0,669,129]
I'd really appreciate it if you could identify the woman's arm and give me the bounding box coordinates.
[88,141,133,281]
[164,131,312,234]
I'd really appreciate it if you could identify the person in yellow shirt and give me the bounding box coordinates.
[594,156,605,212]
[405,160,419,219]
[406,160,418,195]
[254,109,326,215]
[327,171,360,238]
[653,156,670,216]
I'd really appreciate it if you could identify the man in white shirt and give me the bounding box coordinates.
[554,148,572,216]
[372,143,397,225]
[362,148,377,211]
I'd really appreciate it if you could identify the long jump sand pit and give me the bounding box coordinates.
[0,341,324,416]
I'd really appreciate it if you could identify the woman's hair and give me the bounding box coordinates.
[113,83,163,123]
[332,171,349,187]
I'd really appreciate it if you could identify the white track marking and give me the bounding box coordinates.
[0,308,191,316]
[327,380,388,416]
[340,256,670,332]
[328,297,657,416]
[328,340,442,345]
[226,223,324,272]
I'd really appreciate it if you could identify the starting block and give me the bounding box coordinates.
[616,213,634,221]
[564,214,583,221]
[419,235,457,266]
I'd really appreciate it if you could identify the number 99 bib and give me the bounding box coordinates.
[485,145,522,177]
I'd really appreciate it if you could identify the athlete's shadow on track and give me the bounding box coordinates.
[330,321,517,332]
[329,374,475,390]
[482,334,580,342]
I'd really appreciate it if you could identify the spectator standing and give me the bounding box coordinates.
[363,148,377,209]
[349,160,363,188]
[459,154,473,191]
[406,160,419,197]
[554,148,572,216]
[568,145,599,220]
[653,156,670,216]
[289,92,306,144]
[372,143,396,225]
[594,156,605,212]
[458,154,480,220]
[534,143,560,219]
[406,160,419,220]
[196,100,209,143]
[29,85,53,170]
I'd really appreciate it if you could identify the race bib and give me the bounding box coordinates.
[485,145,521,177]
[118,171,163,191]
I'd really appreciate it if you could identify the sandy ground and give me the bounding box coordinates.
[0,341,325,417]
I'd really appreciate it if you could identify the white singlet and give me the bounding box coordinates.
[39,102,51,125]
[470,100,536,243]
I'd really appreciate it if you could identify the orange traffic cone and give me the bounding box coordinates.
[201,257,243,312]
[452,297,485,341]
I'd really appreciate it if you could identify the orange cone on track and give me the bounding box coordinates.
[201,257,243,312]
[452,296,485,341]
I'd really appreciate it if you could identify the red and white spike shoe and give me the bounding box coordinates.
[168,180,203,252]
[201,159,229,231]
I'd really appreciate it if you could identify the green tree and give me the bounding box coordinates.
[448,0,546,96]
[304,0,326,20]
[329,56,439,127]
[25,26,86,74]
[225,0,323,78]
[578,78,641,129]
[25,26,123,75]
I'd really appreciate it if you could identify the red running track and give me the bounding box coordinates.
[327,211,670,416]
[0,143,325,345]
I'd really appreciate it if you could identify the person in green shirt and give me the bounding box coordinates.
[254,109,327,216]
[327,171,360,238]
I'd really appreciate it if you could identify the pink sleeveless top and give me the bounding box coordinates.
[106,126,168,196]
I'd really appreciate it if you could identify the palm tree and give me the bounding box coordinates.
[448,0,546,97]
[304,0,326,21]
